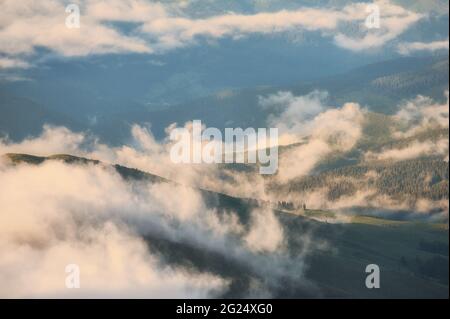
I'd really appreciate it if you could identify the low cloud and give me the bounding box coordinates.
[0,57,30,69]
[261,91,448,214]
[244,208,284,253]
[274,182,448,219]
[0,161,231,298]
[260,90,365,182]
[0,150,316,297]
[397,38,449,55]
[365,139,449,161]
[363,91,449,162]
[0,125,86,156]
[394,91,449,138]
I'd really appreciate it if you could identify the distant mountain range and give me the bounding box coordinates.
[0,90,81,141]
[96,55,449,142]
[1,54,448,143]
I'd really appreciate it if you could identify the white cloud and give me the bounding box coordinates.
[366,139,449,161]
[86,0,167,22]
[0,161,231,298]
[244,208,284,253]
[141,0,423,52]
[140,7,341,51]
[362,91,449,162]
[0,0,424,65]
[334,1,423,51]
[0,0,152,57]
[260,90,365,182]
[397,38,449,55]
[394,91,449,137]
[292,186,449,216]
[0,57,30,69]
[0,127,320,297]
[0,125,86,156]
[260,90,328,143]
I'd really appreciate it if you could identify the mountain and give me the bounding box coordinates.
[0,90,80,141]
[2,54,447,144]
[270,158,449,204]
[2,152,448,298]
[96,55,449,143]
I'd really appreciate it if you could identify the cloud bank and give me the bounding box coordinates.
[0,0,424,68]
[0,156,321,297]
[397,38,449,55]
[0,122,323,297]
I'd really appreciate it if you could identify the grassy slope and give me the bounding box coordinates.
[306,218,448,298]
